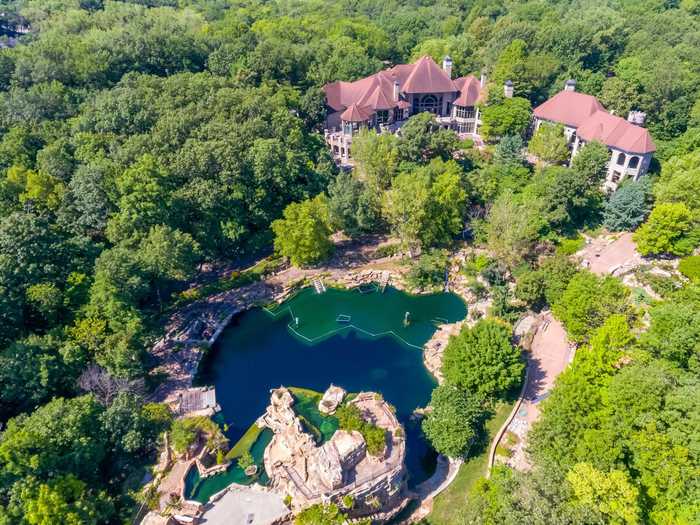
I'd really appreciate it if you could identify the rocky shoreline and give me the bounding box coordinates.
[149,264,416,405]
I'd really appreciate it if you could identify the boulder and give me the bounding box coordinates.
[318,384,346,415]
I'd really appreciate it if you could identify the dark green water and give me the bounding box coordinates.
[190,285,466,502]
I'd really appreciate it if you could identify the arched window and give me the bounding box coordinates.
[628,156,640,169]
[418,94,440,114]
[616,152,626,165]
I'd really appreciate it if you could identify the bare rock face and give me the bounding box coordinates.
[259,387,407,522]
[318,384,346,415]
[314,430,366,490]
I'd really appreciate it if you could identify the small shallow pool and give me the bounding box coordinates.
[189,285,467,502]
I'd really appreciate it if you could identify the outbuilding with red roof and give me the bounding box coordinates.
[533,79,655,190]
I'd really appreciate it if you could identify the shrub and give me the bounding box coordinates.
[372,243,400,259]
[462,253,492,276]
[633,266,683,297]
[406,249,449,289]
[335,404,386,456]
[362,425,387,456]
[556,236,585,256]
[679,256,700,281]
[495,444,513,458]
[295,503,346,525]
[467,278,488,300]
[481,261,508,286]
[489,285,522,323]
[237,451,254,471]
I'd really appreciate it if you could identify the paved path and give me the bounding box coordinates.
[199,485,289,525]
[157,459,193,509]
[401,455,462,523]
[578,232,642,275]
[499,313,572,471]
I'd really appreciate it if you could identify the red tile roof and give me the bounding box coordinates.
[340,103,373,122]
[534,90,655,154]
[400,55,456,94]
[577,110,656,154]
[533,91,604,127]
[323,56,482,121]
[453,75,483,106]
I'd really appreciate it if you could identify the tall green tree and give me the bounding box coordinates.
[552,271,630,343]
[23,476,113,525]
[422,383,485,457]
[137,225,201,309]
[106,154,173,243]
[566,463,641,524]
[442,318,523,398]
[528,122,570,164]
[421,159,468,247]
[486,191,545,267]
[480,97,532,140]
[572,141,610,185]
[382,170,430,254]
[272,194,333,267]
[603,179,652,231]
[634,202,698,256]
[396,112,458,162]
[0,396,106,482]
[350,128,399,191]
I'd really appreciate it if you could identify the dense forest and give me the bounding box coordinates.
[0,0,698,523]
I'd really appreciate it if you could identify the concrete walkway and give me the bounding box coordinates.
[578,232,642,276]
[199,485,290,525]
[403,456,463,522]
[157,459,193,509]
[499,312,572,471]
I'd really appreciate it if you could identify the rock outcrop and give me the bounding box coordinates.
[318,384,346,414]
[260,386,407,521]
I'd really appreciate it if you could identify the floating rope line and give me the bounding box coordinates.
[285,320,423,350]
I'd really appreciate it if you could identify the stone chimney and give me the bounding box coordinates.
[627,111,646,127]
[480,69,487,88]
[564,79,576,92]
[393,80,400,101]
[504,80,513,98]
[442,55,452,79]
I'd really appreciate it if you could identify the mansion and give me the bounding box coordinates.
[322,56,655,190]
[323,55,484,164]
[532,80,656,191]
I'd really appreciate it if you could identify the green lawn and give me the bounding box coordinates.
[225,421,263,460]
[426,399,516,525]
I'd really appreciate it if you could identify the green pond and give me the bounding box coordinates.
[186,285,467,503]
